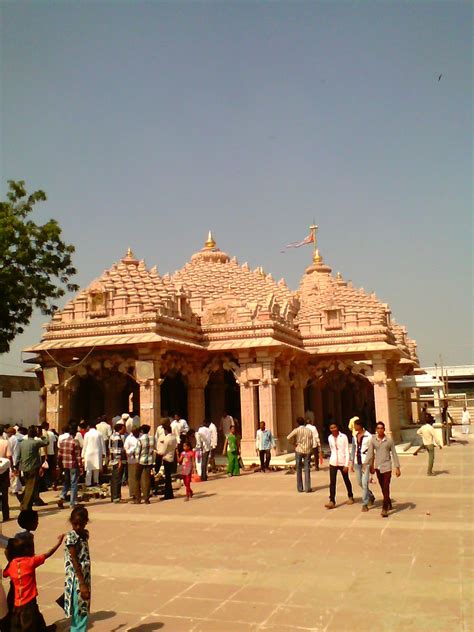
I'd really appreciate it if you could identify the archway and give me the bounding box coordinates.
[161,372,188,420]
[71,376,105,422]
[320,370,375,436]
[205,369,241,424]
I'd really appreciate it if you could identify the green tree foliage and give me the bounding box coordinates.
[0,180,79,353]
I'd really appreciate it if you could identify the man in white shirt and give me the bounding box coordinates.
[82,421,106,487]
[349,419,375,511]
[417,415,442,476]
[41,422,57,490]
[196,421,212,481]
[255,421,276,472]
[305,419,322,471]
[171,413,189,445]
[96,416,113,452]
[209,421,218,472]
[461,407,471,435]
[124,427,140,502]
[325,423,354,509]
[220,411,234,439]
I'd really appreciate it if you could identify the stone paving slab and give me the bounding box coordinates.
[1,437,473,631]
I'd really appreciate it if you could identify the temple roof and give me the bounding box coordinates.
[172,234,298,327]
[27,232,417,365]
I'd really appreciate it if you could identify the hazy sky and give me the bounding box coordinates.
[1,1,472,375]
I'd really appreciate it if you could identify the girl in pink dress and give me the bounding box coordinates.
[178,442,196,501]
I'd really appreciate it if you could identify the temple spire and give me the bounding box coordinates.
[205,230,216,249]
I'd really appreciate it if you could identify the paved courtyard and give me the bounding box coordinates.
[2,433,473,632]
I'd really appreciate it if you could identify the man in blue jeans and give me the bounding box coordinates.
[287,417,314,493]
[349,419,375,512]
[57,425,83,509]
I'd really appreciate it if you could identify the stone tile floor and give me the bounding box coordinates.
[1,432,472,631]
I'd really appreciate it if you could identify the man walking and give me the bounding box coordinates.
[255,421,276,472]
[209,420,218,472]
[17,426,49,511]
[417,415,442,476]
[325,423,354,509]
[135,425,155,504]
[57,424,82,509]
[82,420,105,486]
[109,422,126,503]
[287,417,313,493]
[196,421,212,481]
[364,421,401,517]
[349,419,375,512]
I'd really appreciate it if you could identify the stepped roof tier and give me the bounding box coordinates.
[25,232,418,365]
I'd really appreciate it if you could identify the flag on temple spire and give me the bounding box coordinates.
[284,232,314,249]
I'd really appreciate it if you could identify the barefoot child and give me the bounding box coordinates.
[4,533,64,631]
[63,506,91,631]
[178,442,195,501]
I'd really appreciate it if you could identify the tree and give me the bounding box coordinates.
[0,180,79,353]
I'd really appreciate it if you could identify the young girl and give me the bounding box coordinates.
[178,442,195,501]
[63,506,91,631]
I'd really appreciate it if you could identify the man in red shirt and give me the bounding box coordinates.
[4,533,64,630]
[57,425,83,509]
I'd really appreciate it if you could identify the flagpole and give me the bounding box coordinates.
[309,223,318,262]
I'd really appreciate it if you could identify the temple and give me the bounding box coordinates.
[25,229,420,456]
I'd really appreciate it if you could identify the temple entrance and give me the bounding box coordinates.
[161,372,188,419]
[71,376,104,422]
[314,370,375,436]
[205,369,241,426]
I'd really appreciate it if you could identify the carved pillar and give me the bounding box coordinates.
[276,377,293,452]
[313,384,324,436]
[239,382,259,457]
[372,357,400,440]
[136,359,161,434]
[291,379,305,421]
[188,372,208,428]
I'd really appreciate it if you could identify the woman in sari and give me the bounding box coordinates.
[223,425,240,476]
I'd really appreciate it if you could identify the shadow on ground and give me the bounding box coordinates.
[127,623,164,631]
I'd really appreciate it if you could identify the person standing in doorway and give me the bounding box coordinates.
[287,418,313,493]
[417,415,442,476]
[255,421,276,472]
[349,419,375,512]
[81,421,105,487]
[325,423,354,509]
[220,411,234,441]
[109,422,126,503]
[195,421,212,481]
[461,406,471,435]
[364,421,401,517]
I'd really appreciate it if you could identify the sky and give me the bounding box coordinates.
[1,0,472,375]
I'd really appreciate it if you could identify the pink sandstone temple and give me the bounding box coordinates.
[25,229,419,456]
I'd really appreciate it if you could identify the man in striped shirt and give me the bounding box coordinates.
[287,417,314,493]
[134,425,155,504]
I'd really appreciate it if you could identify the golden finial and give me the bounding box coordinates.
[310,223,323,263]
[205,231,216,249]
[126,247,134,258]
